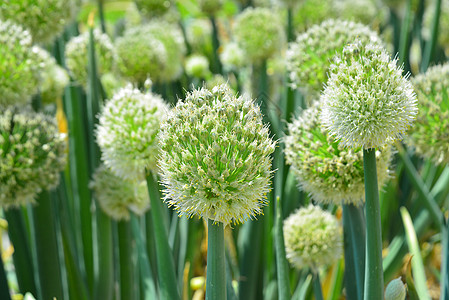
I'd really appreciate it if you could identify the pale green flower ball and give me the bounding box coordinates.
[286,19,382,96]
[320,41,418,149]
[283,205,343,270]
[90,165,150,220]
[0,109,67,209]
[65,29,116,87]
[159,84,275,224]
[115,25,167,84]
[385,277,406,300]
[35,48,69,104]
[134,0,173,18]
[220,42,246,72]
[0,20,41,108]
[205,74,228,90]
[407,63,449,164]
[186,18,212,51]
[185,54,210,79]
[0,0,74,43]
[284,102,392,206]
[198,0,223,15]
[233,8,284,62]
[97,85,169,181]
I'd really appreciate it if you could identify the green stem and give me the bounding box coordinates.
[363,148,384,300]
[210,16,223,74]
[118,221,134,300]
[312,272,324,300]
[441,221,449,299]
[206,220,226,300]
[398,0,413,66]
[94,210,114,300]
[4,209,37,296]
[146,174,180,300]
[98,0,106,33]
[32,190,64,300]
[0,252,11,300]
[342,204,366,300]
[421,0,441,72]
[130,215,157,299]
[275,197,290,300]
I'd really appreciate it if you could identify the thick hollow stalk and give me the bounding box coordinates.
[118,221,134,300]
[210,16,222,74]
[146,174,180,300]
[275,197,290,300]
[0,252,11,300]
[206,219,226,300]
[4,209,37,296]
[32,190,64,300]
[343,204,366,300]
[363,148,384,300]
[312,271,324,300]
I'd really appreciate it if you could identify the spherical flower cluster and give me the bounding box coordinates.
[0,0,74,43]
[185,54,211,79]
[198,0,223,15]
[115,25,167,84]
[159,84,275,225]
[143,21,186,81]
[283,205,342,270]
[384,277,406,300]
[320,41,418,149]
[206,74,229,90]
[0,20,41,108]
[90,165,150,220]
[65,29,116,87]
[134,0,173,18]
[220,42,246,72]
[186,18,212,51]
[284,102,392,205]
[233,8,284,62]
[286,19,382,96]
[0,109,67,209]
[97,85,169,181]
[293,0,334,32]
[406,63,449,164]
[333,0,381,26]
[34,47,69,104]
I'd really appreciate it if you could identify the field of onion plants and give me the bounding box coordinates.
[1,0,448,299]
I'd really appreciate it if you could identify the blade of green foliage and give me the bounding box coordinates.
[31,190,64,300]
[343,204,365,300]
[0,252,11,300]
[441,222,449,299]
[275,197,291,300]
[118,221,135,300]
[421,0,442,71]
[130,215,158,300]
[146,174,181,300]
[313,272,324,300]
[398,0,413,66]
[397,148,444,230]
[4,209,37,296]
[400,207,431,300]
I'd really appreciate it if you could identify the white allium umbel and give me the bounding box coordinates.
[0,109,67,209]
[233,7,284,62]
[283,205,343,270]
[96,85,169,181]
[90,165,150,221]
[185,54,211,79]
[320,41,418,149]
[159,84,275,225]
[0,0,75,43]
[407,63,449,164]
[286,19,382,96]
[284,101,392,206]
[220,42,246,72]
[65,29,116,87]
[0,20,42,108]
